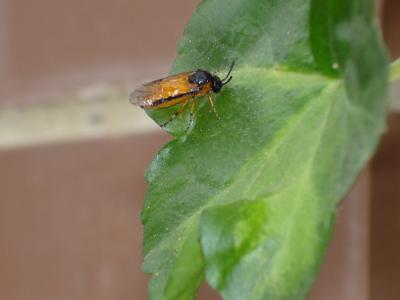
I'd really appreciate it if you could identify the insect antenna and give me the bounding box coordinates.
[222,76,233,85]
[221,61,235,82]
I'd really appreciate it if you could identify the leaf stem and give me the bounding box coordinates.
[390,58,400,83]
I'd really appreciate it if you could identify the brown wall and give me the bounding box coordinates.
[371,116,400,300]
[0,134,169,300]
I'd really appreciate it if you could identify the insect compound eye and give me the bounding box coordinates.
[212,77,223,93]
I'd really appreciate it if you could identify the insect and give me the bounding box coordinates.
[129,61,235,130]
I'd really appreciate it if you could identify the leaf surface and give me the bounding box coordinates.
[141,0,388,299]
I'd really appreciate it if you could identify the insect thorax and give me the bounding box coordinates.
[188,70,213,86]
[189,70,224,93]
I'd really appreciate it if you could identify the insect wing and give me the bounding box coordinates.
[129,85,157,107]
[129,72,198,107]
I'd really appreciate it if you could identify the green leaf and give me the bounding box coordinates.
[141,0,388,299]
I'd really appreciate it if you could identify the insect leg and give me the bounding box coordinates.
[160,100,189,127]
[208,94,220,120]
[186,97,196,132]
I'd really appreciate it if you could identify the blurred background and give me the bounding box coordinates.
[0,0,399,299]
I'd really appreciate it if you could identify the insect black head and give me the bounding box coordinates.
[212,61,235,93]
[211,76,223,93]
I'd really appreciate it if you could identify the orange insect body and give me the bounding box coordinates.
[130,62,235,129]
